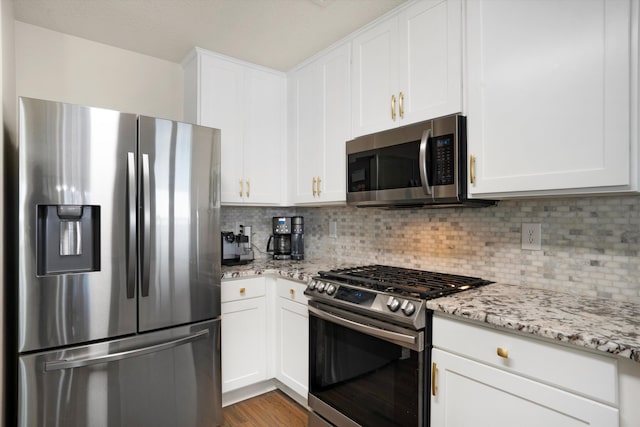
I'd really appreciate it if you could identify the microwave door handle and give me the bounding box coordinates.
[419,129,433,196]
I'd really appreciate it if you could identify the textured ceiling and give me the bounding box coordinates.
[13,0,406,71]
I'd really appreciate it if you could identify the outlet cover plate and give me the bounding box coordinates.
[522,223,542,250]
[329,220,337,238]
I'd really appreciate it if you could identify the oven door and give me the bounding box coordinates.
[308,301,427,427]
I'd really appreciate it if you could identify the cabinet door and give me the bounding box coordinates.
[398,0,461,125]
[291,60,322,203]
[352,16,399,136]
[221,297,268,393]
[291,42,351,204]
[431,349,619,427]
[243,69,285,204]
[319,43,351,203]
[276,296,309,399]
[466,0,632,197]
[199,54,245,204]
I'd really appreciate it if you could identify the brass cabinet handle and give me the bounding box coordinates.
[391,94,396,121]
[431,362,438,396]
[399,91,404,118]
[470,154,476,184]
[497,347,509,359]
[239,179,244,197]
[246,179,250,198]
[312,177,317,196]
[239,287,246,295]
[317,176,322,196]
[289,289,295,296]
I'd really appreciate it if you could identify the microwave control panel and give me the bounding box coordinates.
[433,134,455,186]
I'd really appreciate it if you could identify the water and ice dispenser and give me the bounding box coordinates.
[36,204,101,275]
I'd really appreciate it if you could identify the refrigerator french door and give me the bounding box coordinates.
[16,97,222,427]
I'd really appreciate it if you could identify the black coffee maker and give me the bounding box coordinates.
[267,216,304,260]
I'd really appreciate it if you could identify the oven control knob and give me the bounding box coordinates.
[402,302,416,316]
[308,281,317,291]
[387,297,401,312]
[317,282,326,293]
[325,284,336,295]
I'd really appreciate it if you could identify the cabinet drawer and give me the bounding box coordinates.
[221,277,266,302]
[433,315,618,405]
[277,279,308,306]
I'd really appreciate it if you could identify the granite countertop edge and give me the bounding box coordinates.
[222,259,640,364]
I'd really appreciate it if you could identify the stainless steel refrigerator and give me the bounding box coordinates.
[15,97,222,427]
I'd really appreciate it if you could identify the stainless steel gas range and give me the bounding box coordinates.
[305,265,492,427]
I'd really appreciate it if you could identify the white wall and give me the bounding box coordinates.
[1,1,16,425]
[15,21,184,121]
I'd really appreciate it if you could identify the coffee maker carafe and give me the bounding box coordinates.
[267,216,304,260]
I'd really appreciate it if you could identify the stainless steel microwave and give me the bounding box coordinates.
[346,114,495,208]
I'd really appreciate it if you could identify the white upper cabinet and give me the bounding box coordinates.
[466,0,639,198]
[183,48,286,205]
[288,42,351,204]
[351,0,462,137]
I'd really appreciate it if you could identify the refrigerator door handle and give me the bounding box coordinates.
[126,152,136,299]
[141,153,151,297]
[44,329,209,371]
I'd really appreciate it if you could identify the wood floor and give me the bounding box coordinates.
[222,390,309,427]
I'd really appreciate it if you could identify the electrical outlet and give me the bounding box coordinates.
[521,223,542,250]
[329,220,337,238]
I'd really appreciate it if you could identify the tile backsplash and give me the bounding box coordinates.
[221,195,640,303]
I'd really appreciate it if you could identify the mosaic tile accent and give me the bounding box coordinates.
[221,195,640,303]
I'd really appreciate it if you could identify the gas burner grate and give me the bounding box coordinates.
[318,264,492,300]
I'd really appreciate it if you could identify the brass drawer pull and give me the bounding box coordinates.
[497,347,509,359]
[391,94,396,121]
[470,154,476,184]
[239,287,246,295]
[431,362,438,396]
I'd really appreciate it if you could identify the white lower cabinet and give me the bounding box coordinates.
[275,279,309,400]
[431,315,619,427]
[221,277,269,393]
[221,276,309,403]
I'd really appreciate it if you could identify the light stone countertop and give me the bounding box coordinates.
[221,258,640,364]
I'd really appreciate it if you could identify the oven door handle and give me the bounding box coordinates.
[308,305,418,347]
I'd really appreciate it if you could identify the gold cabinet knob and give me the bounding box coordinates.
[239,179,244,197]
[317,176,322,196]
[289,289,295,296]
[239,287,246,295]
[497,347,509,359]
[399,91,404,118]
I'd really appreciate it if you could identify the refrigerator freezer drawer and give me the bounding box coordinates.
[18,319,222,427]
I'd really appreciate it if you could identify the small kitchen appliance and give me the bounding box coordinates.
[305,265,492,427]
[267,216,304,260]
[221,225,254,265]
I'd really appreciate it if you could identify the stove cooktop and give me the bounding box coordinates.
[318,264,493,300]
